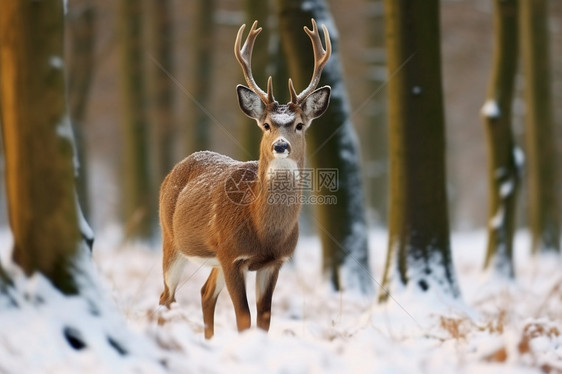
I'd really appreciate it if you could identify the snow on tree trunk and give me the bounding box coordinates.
[67,0,95,221]
[0,0,83,294]
[520,0,561,254]
[379,0,460,301]
[276,0,374,295]
[482,0,521,277]
[0,2,172,369]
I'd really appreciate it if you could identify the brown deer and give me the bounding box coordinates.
[158,19,331,339]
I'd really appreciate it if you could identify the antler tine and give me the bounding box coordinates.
[291,19,332,104]
[234,21,274,104]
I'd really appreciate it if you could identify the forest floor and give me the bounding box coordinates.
[1,228,561,373]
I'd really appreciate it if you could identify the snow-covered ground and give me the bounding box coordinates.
[1,228,561,373]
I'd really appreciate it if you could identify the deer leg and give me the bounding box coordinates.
[221,261,251,332]
[200,267,225,339]
[159,245,186,308]
[255,265,281,331]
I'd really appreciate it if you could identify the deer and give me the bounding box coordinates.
[158,19,331,339]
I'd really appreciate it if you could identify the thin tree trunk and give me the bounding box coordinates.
[146,0,176,182]
[189,0,215,153]
[520,0,560,254]
[482,0,520,277]
[242,0,271,160]
[67,0,95,221]
[365,0,388,225]
[119,0,155,240]
[379,0,459,301]
[276,0,374,295]
[0,0,83,294]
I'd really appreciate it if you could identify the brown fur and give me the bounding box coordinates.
[158,19,331,339]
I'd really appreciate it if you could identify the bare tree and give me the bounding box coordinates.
[379,0,459,301]
[118,0,155,240]
[482,0,521,277]
[520,0,560,254]
[276,0,374,295]
[188,0,216,152]
[146,0,176,182]
[0,0,92,294]
[242,0,272,160]
[364,0,388,225]
[67,0,96,220]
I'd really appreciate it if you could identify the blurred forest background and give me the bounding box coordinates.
[1,0,560,238]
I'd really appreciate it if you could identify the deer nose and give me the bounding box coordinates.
[273,140,290,155]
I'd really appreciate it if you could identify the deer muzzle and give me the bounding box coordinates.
[272,139,291,158]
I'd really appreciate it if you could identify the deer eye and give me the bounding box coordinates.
[295,123,304,131]
[263,123,270,131]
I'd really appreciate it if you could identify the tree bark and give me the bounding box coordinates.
[188,0,216,153]
[379,0,459,301]
[276,0,374,295]
[520,0,560,254]
[242,0,272,161]
[118,0,155,240]
[146,0,176,182]
[482,0,520,277]
[365,0,388,225]
[0,0,83,294]
[67,0,95,220]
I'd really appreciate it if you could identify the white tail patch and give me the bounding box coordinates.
[186,256,220,268]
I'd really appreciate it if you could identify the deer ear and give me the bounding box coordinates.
[301,86,331,120]
[237,85,266,120]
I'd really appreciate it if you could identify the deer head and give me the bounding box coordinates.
[234,19,331,167]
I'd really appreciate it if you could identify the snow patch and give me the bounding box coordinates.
[481,100,501,119]
[500,179,514,198]
[513,146,525,169]
[49,55,64,70]
[270,111,295,127]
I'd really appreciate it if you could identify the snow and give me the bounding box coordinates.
[49,55,64,70]
[500,179,514,198]
[490,205,505,229]
[411,86,422,95]
[1,228,561,373]
[481,100,501,119]
[513,146,525,170]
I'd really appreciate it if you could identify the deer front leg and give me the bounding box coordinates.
[255,265,281,331]
[221,260,251,332]
[201,267,225,339]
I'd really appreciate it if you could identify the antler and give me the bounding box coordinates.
[289,19,332,104]
[234,21,275,104]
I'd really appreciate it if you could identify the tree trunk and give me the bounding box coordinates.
[146,0,176,182]
[520,0,560,254]
[0,0,84,294]
[189,0,216,153]
[482,0,520,277]
[67,0,95,221]
[379,0,459,301]
[276,0,374,295]
[0,260,10,290]
[365,0,388,225]
[118,0,155,240]
[242,0,272,161]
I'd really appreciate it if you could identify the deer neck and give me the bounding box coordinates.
[250,156,303,241]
